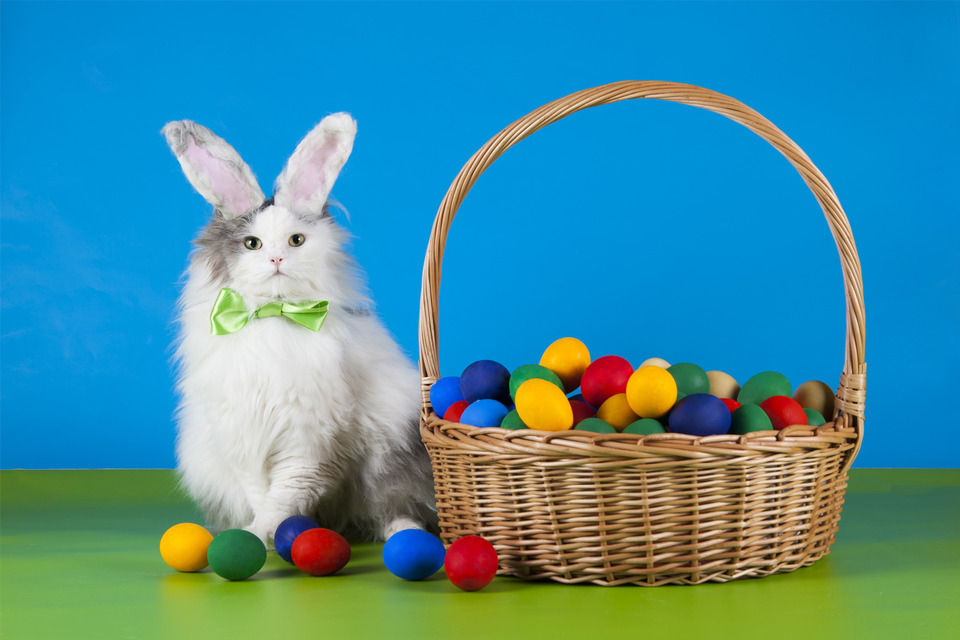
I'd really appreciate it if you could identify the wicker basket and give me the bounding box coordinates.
[418,81,866,586]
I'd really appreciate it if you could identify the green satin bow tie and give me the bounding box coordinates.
[210,288,329,335]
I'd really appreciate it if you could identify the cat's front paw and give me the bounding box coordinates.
[246,514,284,550]
[382,517,425,541]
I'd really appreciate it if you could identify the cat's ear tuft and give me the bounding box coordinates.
[162,121,266,219]
[273,113,356,214]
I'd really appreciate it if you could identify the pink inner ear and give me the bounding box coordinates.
[286,135,341,205]
[183,141,257,216]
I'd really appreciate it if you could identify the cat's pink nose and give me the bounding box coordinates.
[270,256,284,265]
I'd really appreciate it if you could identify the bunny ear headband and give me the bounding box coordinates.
[163,113,357,220]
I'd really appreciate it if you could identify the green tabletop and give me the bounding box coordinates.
[1,469,957,639]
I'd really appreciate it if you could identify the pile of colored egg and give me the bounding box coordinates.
[430,337,836,437]
[160,519,500,592]
[159,516,351,581]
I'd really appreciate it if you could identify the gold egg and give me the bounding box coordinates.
[793,380,836,420]
[706,370,740,400]
[640,357,671,369]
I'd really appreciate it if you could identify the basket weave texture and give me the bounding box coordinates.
[418,81,866,586]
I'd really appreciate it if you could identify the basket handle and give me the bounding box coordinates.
[418,81,865,470]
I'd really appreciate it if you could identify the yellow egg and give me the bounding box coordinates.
[640,357,671,369]
[539,337,591,393]
[515,378,574,431]
[160,522,213,573]
[706,370,740,400]
[597,393,641,432]
[794,380,836,420]
[625,366,678,419]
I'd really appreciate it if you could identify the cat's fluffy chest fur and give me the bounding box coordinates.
[176,280,423,538]
[165,114,436,543]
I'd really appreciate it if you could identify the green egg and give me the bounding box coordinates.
[730,403,774,435]
[667,363,710,397]
[623,418,667,435]
[500,409,529,430]
[509,364,564,401]
[737,371,792,405]
[803,408,826,427]
[575,418,617,433]
[206,529,266,581]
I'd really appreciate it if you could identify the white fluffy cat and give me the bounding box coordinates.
[163,114,436,544]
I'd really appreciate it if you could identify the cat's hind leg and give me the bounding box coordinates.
[358,436,438,541]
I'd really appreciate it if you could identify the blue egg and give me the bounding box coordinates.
[382,529,446,581]
[459,399,510,428]
[460,360,511,404]
[429,376,464,419]
[274,515,319,564]
[668,393,732,437]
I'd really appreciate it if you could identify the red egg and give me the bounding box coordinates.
[759,395,808,430]
[580,356,634,409]
[444,535,498,592]
[291,528,351,576]
[721,398,742,413]
[569,400,596,427]
[443,400,470,423]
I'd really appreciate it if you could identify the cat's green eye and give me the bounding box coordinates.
[289,234,305,247]
[244,236,262,250]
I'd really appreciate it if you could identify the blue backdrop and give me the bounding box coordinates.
[2,1,957,469]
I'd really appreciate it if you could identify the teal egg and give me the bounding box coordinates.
[575,418,617,433]
[730,404,774,435]
[509,364,564,401]
[804,408,826,426]
[737,371,792,405]
[500,410,529,430]
[623,419,667,435]
[667,363,710,397]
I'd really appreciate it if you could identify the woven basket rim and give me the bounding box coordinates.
[418,80,866,472]
[422,411,858,461]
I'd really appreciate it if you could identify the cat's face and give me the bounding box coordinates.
[198,205,338,301]
[165,116,358,304]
